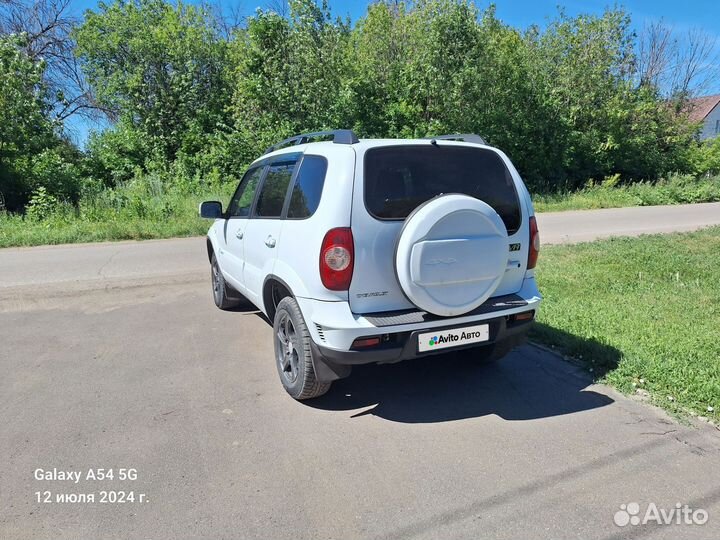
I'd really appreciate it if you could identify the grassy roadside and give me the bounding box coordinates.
[0,210,209,247]
[532,227,720,422]
[533,173,720,212]
[2,173,720,249]
[0,183,234,248]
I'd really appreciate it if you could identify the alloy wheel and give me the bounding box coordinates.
[276,313,300,384]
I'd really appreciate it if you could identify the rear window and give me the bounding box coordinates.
[364,145,521,234]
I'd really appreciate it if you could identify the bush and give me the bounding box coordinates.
[690,137,720,177]
[25,187,60,221]
[4,0,718,230]
[28,147,83,203]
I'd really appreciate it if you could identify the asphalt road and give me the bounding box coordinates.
[536,201,720,244]
[1,203,720,540]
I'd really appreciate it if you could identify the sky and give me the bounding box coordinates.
[64,0,720,144]
[67,0,720,34]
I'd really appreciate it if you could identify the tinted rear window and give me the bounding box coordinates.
[255,155,299,218]
[364,145,521,234]
[287,155,327,219]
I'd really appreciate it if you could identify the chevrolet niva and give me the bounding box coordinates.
[200,130,541,400]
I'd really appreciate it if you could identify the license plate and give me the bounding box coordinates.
[418,324,489,353]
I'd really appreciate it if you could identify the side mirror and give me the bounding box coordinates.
[199,201,223,219]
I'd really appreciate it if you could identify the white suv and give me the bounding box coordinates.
[200,130,541,400]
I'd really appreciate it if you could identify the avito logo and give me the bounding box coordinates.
[613,502,708,527]
[428,334,459,347]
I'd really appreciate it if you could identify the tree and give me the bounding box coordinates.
[0,34,81,211]
[4,0,704,212]
[229,0,352,161]
[638,20,720,100]
[347,2,563,184]
[0,0,102,122]
[347,0,486,137]
[522,8,696,185]
[74,0,231,168]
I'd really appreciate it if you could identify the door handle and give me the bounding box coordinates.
[265,236,276,248]
[236,230,243,240]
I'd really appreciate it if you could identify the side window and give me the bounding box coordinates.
[254,155,299,218]
[227,166,263,218]
[287,156,327,219]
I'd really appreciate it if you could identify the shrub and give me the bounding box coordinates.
[25,187,60,221]
[690,137,720,177]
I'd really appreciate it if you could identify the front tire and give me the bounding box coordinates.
[273,297,331,400]
[210,254,242,310]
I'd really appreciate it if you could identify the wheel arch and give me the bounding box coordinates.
[262,274,295,322]
[206,226,222,264]
[206,237,214,262]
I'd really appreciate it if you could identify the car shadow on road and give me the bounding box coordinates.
[308,326,620,424]
[226,302,262,314]
[530,322,622,379]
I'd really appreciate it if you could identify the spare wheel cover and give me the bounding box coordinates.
[394,194,508,317]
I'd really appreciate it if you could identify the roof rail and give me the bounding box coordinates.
[426,133,487,145]
[264,129,359,154]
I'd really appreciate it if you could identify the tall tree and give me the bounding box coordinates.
[229,0,351,161]
[0,33,80,211]
[0,0,101,122]
[638,20,720,100]
[74,0,231,164]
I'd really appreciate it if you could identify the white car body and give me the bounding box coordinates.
[203,131,541,398]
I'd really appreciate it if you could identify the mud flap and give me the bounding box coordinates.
[309,341,353,382]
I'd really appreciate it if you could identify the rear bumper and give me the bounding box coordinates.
[309,315,533,382]
[299,275,541,381]
[313,314,533,364]
[297,275,541,350]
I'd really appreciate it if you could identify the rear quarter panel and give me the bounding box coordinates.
[272,145,356,304]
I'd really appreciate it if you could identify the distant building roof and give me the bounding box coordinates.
[686,94,720,122]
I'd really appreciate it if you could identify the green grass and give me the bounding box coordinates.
[532,227,720,422]
[0,181,234,248]
[0,209,209,247]
[534,173,720,212]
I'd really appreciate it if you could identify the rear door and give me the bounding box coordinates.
[349,142,527,314]
[242,153,300,305]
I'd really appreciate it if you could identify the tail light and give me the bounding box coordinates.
[320,227,354,290]
[511,310,535,322]
[528,216,540,269]
[351,336,381,349]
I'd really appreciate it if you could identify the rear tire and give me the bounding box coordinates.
[211,254,242,310]
[273,297,331,400]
